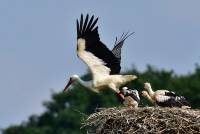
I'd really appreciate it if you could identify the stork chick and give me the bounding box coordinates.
[120,87,140,108]
[142,82,191,109]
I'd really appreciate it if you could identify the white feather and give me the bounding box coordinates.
[77,38,111,80]
[155,95,171,102]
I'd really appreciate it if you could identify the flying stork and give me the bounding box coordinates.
[63,14,137,98]
[141,82,191,108]
[120,87,140,108]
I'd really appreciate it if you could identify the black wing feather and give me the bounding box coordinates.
[77,14,121,74]
[82,14,89,33]
[112,32,134,62]
[76,20,80,38]
[79,14,83,34]
[85,16,94,33]
[156,98,181,107]
[164,91,177,97]
[89,17,98,31]
[176,96,191,107]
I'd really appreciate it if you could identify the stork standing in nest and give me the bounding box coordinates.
[63,14,137,99]
[120,87,140,108]
[142,82,191,108]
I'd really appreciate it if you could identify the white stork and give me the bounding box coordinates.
[142,82,191,108]
[63,14,137,98]
[120,87,140,108]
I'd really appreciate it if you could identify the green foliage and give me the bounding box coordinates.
[3,65,200,134]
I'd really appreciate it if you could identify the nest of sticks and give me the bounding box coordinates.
[82,107,200,134]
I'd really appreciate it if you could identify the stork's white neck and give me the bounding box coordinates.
[74,75,97,93]
[146,86,155,96]
[75,76,88,88]
[144,92,155,104]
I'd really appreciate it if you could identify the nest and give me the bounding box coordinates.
[82,107,200,134]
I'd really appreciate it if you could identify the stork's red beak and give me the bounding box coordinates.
[63,78,73,92]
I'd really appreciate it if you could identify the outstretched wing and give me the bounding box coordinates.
[76,14,121,79]
[112,32,134,62]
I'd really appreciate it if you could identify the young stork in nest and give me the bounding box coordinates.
[63,14,137,99]
[142,82,191,108]
[120,87,140,108]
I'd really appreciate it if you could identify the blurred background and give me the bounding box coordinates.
[0,0,200,133]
